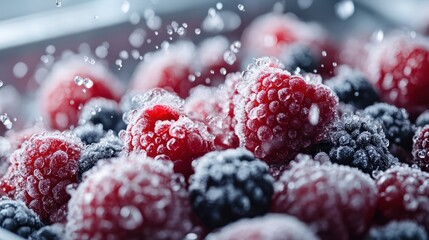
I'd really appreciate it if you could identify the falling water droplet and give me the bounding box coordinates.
[237,4,245,11]
[74,76,84,86]
[0,114,13,129]
[56,1,62,7]
[121,1,130,13]
[335,0,355,20]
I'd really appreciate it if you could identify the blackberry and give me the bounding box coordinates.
[79,98,126,134]
[189,149,274,229]
[364,103,413,149]
[328,114,398,174]
[29,224,65,240]
[280,43,320,73]
[416,110,429,128]
[78,133,123,181]
[0,197,43,238]
[367,221,427,240]
[73,124,106,145]
[326,66,380,109]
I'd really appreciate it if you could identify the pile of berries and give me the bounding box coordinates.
[1,6,429,240]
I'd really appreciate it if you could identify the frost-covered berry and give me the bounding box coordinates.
[367,220,427,240]
[29,224,65,240]
[189,149,274,228]
[72,124,106,145]
[412,125,429,171]
[416,111,429,128]
[280,43,320,74]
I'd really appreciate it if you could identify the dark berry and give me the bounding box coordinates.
[367,220,427,240]
[65,154,192,240]
[189,149,274,229]
[411,125,429,171]
[280,43,320,73]
[78,133,123,181]
[73,124,106,145]
[416,111,429,128]
[79,98,126,134]
[272,160,378,240]
[0,197,44,238]
[364,103,413,149]
[29,224,65,240]
[326,66,380,109]
[328,114,398,174]
[205,214,318,240]
[235,57,338,164]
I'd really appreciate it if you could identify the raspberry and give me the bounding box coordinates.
[78,133,123,181]
[78,98,126,134]
[6,125,46,150]
[326,66,380,109]
[119,90,146,113]
[189,149,274,228]
[0,137,12,178]
[0,197,44,238]
[1,132,83,223]
[185,74,240,150]
[272,161,378,240]
[29,224,65,240]
[234,57,338,164]
[367,33,429,116]
[39,56,124,130]
[121,89,214,178]
[72,124,106,145]
[416,111,429,128]
[375,165,429,231]
[65,154,192,240]
[328,114,398,174]
[205,214,318,240]
[411,126,429,171]
[364,103,413,149]
[367,220,427,240]
[131,41,195,98]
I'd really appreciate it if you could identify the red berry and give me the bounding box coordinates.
[411,125,429,171]
[234,57,337,164]
[367,33,429,116]
[65,154,193,240]
[121,89,214,178]
[131,41,195,98]
[272,161,377,240]
[6,124,46,150]
[0,132,83,223]
[375,165,429,230]
[40,56,124,130]
[206,214,318,240]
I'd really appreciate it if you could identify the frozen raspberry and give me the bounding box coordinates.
[65,154,192,240]
[328,114,398,174]
[234,57,338,164]
[39,56,124,130]
[326,66,380,109]
[1,132,83,223]
[375,165,429,231]
[367,33,429,116]
[78,133,123,181]
[0,197,44,238]
[189,149,273,228]
[78,98,126,134]
[131,41,196,98]
[272,161,378,240]
[6,124,47,150]
[121,89,214,178]
[338,35,371,71]
[0,137,12,178]
[416,111,429,128]
[411,126,429,171]
[205,214,318,240]
[72,124,106,145]
[364,103,413,149]
[185,74,240,150]
[367,220,427,240]
[194,36,240,86]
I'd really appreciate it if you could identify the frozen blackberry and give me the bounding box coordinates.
[326,66,380,109]
[280,43,320,73]
[328,114,398,174]
[189,149,274,229]
[416,110,429,128]
[364,103,413,149]
[79,98,126,134]
[78,133,123,181]
[367,221,427,240]
[0,197,44,238]
[29,224,65,240]
[72,124,106,145]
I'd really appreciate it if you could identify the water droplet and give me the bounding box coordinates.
[13,62,28,79]
[0,80,3,88]
[219,68,227,75]
[322,51,327,57]
[119,50,129,60]
[194,28,201,35]
[0,114,13,129]
[335,0,355,20]
[230,41,241,53]
[309,104,320,125]
[83,78,93,88]
[74,76,84,86]
[95,45,109,59]
[216,2,223,10]
[56,1,62,7]
[177,27,185,35]
[418,150,426,159]
[129,28,146,48]
[121,1,130,13]
[116,59,123,68]
[45,45,56,54]
[119,205,143,230]
[237,4,245,11]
